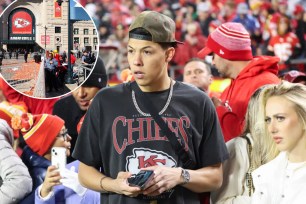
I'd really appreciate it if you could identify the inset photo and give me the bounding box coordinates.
[0,0,99,98]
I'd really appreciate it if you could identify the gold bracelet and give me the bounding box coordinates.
[100,176,108,191]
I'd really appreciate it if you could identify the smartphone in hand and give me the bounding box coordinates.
[51,147,67,171]
[128,170,154,190]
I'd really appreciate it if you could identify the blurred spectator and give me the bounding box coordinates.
[197,1,215,37]
[269,0,290,38]
[292,4,306,58]
[62,51,67,63]
[253,2,274,56]
[129,1,142,18]
[105,24,129,70]
[267,16,301,71]
[0,119,32,203]
[232,2,261,55]
[183,58,212,93]
[45,53,59,92]
[24,50,28,63]
[81,50,91,66]
[173,21,207,66]
[232,3,260,36]
[185,2,197,21]
[84,0,100,27]
[99,21,111,43]
[220,0,237,22]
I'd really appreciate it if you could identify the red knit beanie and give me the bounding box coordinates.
[0,101,28,138]
[198,22,253,61]
[12,113,64,156]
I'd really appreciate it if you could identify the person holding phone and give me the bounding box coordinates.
[11,113,70,203]
[11,112,100,204]
[73,11,228,204]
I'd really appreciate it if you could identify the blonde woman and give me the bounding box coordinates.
[252,81,306,204]
[211,86,278,203]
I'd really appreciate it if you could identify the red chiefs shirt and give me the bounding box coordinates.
[268,32,301,70]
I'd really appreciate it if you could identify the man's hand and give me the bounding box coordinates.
[141,166,181,196]
[111,171,142,197]
[40,165,61,198]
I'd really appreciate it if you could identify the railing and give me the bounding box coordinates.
[74,63,94,85]
[33,59,46,98]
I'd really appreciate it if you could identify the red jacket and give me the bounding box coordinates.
[217,56,280,142]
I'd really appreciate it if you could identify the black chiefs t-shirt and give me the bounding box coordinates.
[73,81,228,204]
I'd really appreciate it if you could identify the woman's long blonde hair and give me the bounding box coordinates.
[256,81,306,164]
[242,86,272,169]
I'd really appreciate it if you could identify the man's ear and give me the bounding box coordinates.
[165,47,175,62]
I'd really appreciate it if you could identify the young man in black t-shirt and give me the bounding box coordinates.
[73,11,228,204]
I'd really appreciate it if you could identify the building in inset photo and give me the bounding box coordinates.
[0,0,99,98]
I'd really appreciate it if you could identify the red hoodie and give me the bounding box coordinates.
[216,56,280,142]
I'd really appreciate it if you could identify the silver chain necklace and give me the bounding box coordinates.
[132,79,173,117]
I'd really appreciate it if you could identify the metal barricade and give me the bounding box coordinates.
[75,63,94,85]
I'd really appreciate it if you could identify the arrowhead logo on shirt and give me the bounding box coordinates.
[219,49,225,55]
[126,148,177,174]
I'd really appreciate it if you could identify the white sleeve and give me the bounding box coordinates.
[37,184,55,201]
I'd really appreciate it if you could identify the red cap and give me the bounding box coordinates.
[283,70,306,83]
[260,2,272,10]
[294,5,304,15]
